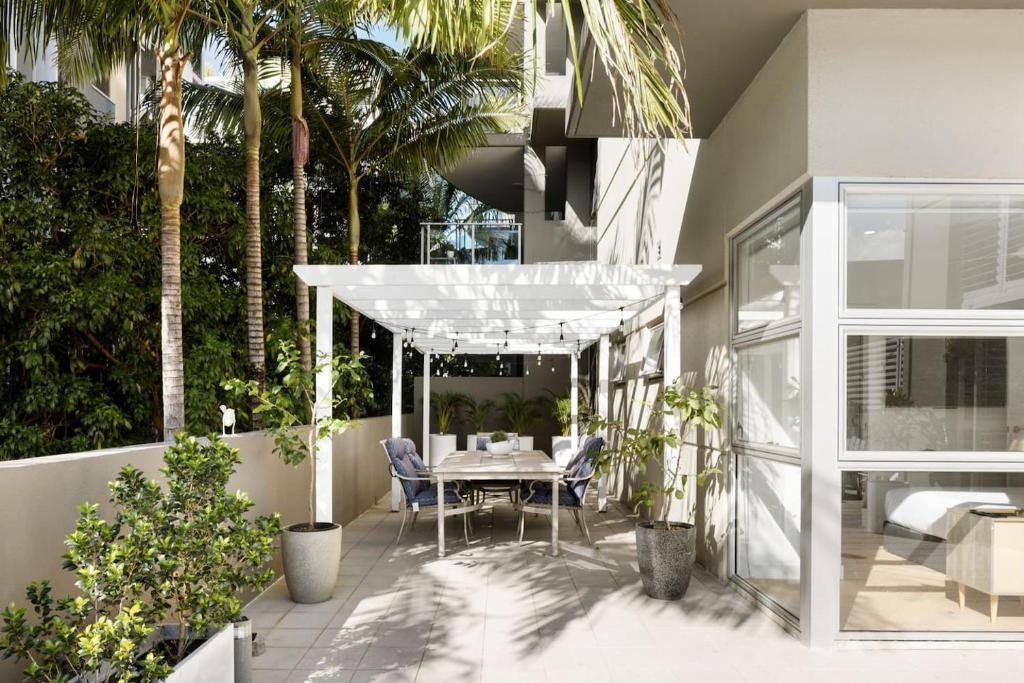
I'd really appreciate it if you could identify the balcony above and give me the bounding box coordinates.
[421,222,522,265]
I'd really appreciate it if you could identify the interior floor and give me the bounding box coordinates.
[841,500,1024,632]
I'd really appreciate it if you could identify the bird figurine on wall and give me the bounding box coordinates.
[220,404,236,435]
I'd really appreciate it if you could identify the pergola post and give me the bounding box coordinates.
[314,287,333,524]
[570,352,579,453]
[662,285,683,523]
[422,350,431,465]
[390,331,402,512]
[597,334,610,512]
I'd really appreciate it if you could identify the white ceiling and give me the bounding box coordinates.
[294,263,701,355]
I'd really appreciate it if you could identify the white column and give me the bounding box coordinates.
[422,351,431,465]
[662,285,682,523]
[597,334,610,512]
[570,352,579,453]
[314,287,333,524]
[802,178,842,648]
[390,331,402,512]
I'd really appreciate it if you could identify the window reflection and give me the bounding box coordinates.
[847,335,1024,452]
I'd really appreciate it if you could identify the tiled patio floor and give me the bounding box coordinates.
[245,497,1023,683]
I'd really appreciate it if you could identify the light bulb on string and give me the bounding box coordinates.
[537,343,542,365]
[559,322,564,342]
[619,307,625,331]
[503,330,509,348]
[402,329,408,348]
[370,321,376,340]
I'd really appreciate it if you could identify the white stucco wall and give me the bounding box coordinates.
[807,9,1024,179]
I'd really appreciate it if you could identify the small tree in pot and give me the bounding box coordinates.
[590,384,721,600]
[461,396,496,449]
[226,341,368,604]
[500,392,541,449]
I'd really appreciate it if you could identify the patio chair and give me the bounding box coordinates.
[517,436,604,546]
[380,438,476,545]
[470,434,520,506]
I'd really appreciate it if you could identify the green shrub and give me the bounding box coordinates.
[0,434,281,678]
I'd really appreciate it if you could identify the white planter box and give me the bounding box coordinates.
[164,623,235,683]
[551,435,573,466]
[516,436,534,451]
[428,434,458,465]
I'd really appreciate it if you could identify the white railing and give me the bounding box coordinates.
[420,222,522,265]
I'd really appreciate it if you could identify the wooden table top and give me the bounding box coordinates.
[431,449,563,479]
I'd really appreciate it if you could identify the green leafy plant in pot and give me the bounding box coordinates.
[0,435,279,680]
[500,392,541,449]
[590,384,722,600]
[226,341,366,604]
[462,395,495,439]
[429,391,464,463]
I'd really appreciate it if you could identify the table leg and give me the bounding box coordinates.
[958,582,966,609]
[990,594,998,623]
[437,475,446,558]
[551,473,559,556]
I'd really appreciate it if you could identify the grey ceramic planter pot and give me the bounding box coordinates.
[636,521,696,600]
[282,522,342,604]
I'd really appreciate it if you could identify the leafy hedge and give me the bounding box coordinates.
[0,73,428,459]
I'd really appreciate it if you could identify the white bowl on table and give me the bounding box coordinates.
[485,441,513,455]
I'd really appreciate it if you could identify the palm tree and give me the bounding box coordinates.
[306,40,522,353]
[378,0,691,140]
[203,3,293,397]
[1,0,211,441]
[186,33,523,354]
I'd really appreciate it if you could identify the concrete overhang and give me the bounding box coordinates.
[566,0,1024,139]
[440,133,526,213]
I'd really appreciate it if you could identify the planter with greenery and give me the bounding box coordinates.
[429,391,463,464]
[485,430,513,455]
[0,434,280,681]
[545,390,591,465]
[591,384,722,600]
[226,341,366,604]
[500,393,541,450]
[462,396,496,450]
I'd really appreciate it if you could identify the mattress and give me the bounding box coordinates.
[884,487,1024,539]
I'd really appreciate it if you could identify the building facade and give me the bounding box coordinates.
[445,4,1024,647]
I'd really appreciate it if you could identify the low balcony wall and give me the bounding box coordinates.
[0,414,410,681]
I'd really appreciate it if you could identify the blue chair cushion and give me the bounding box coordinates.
[476,436,490,450]
[410,482,462,507]
[384,437,428,499]
[566,437,603,503]
[521,482,577,507]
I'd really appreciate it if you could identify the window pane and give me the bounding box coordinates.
[736,337,801,449]
[736,199,801,333]
[736,455,801,616]
[846,335,1024,452]
[846,189,1024,310]
[842,470,1024,632]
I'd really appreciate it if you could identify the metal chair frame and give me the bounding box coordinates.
[517,472,595,546]
[379,440,481,546]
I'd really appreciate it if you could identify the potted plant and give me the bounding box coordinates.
[0,434,280,681]
[226,341,366,605]
[591,384,722,600]
[429,391,463,463]
[544,390,591,465]
[462,396,496,450]
[500,392,541,450]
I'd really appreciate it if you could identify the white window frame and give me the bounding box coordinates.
[839,182,1024,322]
[638,324,664,379]
[828,179,1024,644]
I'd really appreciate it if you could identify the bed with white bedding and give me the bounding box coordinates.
[884,487,1024,539]
[879,487,1024,572]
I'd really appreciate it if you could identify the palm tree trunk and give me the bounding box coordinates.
[347,170,360,355]
[157,49,187,441]
[242,53,266,420]
[291,38,311,372]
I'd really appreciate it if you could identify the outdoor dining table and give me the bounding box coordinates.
[432,449,564,557]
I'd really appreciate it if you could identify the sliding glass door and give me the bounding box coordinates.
[731,196,803,620]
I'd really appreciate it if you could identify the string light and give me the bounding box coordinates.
[453,332,459,351]
[537,343,542,366]
[503,330,509,348]
[410,328,416,345]
[576,339,581,357]
[463,357,468,369]
[619,307,624,331]
[559,322,564,342]
[402,329,408,348]
[496,344,501,361]
[370,321,377,340]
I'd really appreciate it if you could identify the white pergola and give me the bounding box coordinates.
[294,262,702,520]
